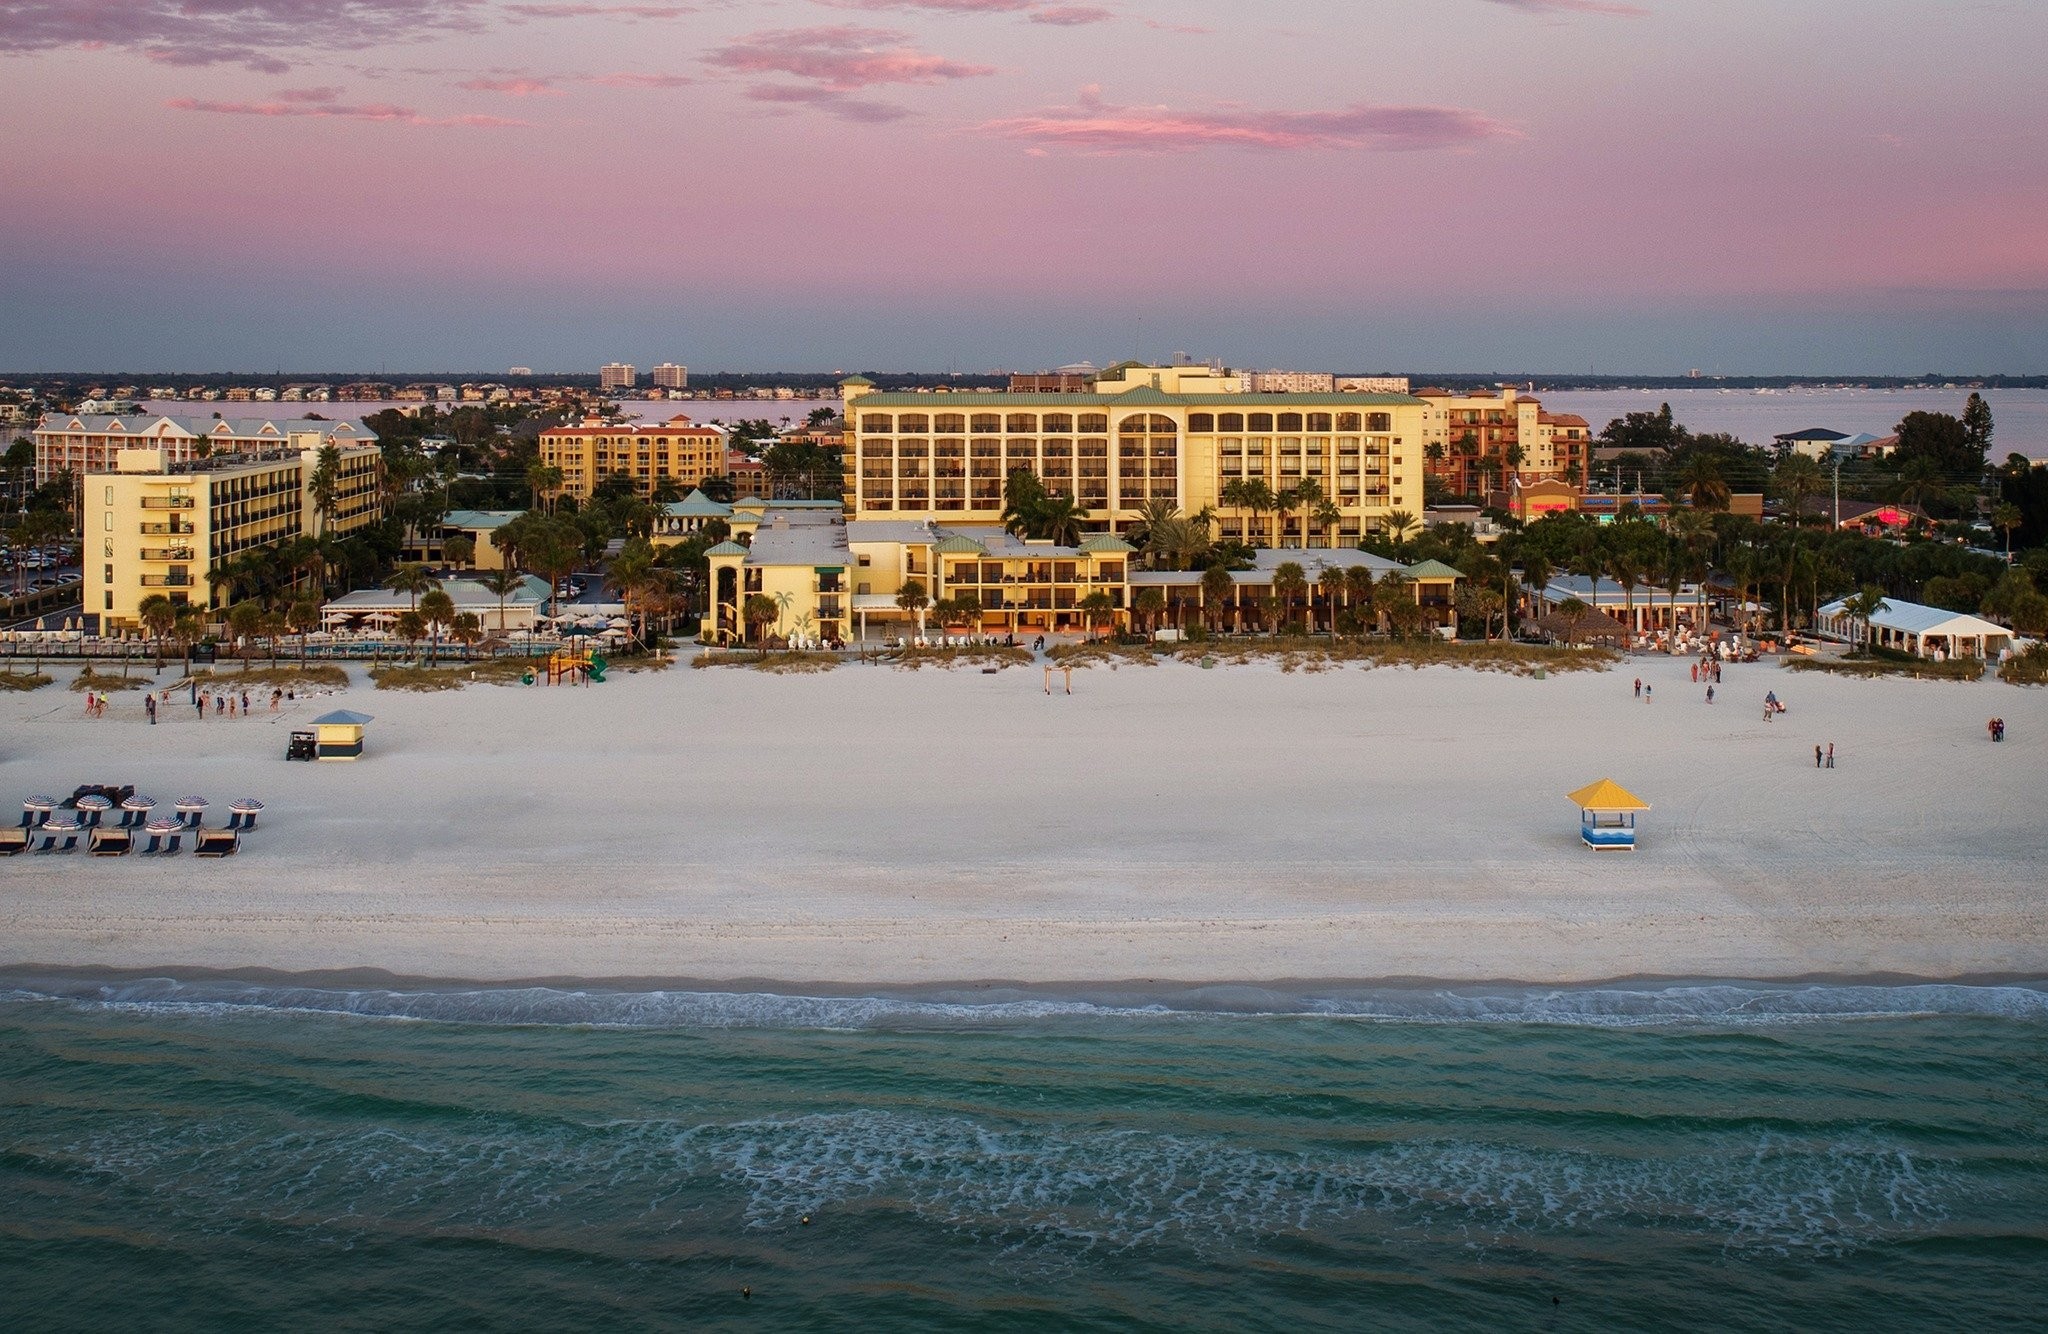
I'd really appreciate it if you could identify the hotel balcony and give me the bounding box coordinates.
[140,497,194,510]
[140,521,196,535]
[140,574,192,588]
[140,547,195,562]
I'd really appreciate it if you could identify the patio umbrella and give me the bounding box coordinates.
[122,795,158,812]
[75,794,112,811]
[228,797,266,831]
[23,794,57,810]
[40,815,81,834]
[175,796,209,811]
[145,817,183,833]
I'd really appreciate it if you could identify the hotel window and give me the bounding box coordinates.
[1308,413,1333,432]
[970,414,1001,434]
[1219,413,1244,432]
[1278,413,1304,432]
[1079,413,1109,433]
[1006,414,1037,433]
[1249,413,1274,432]
[1188,413,1215,432]
[862,415,893,433]
[1042,413,1074,433]
[1366,413,1392,432]
[935,414,966,433]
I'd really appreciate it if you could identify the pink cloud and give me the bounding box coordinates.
[0,0,484,71]
[167,96,528,128]
[811,0,1034,12]
[706,26,994,91]
[588,71,695,88]
[503,4,698,17]
[977,88,1519,153]
[1483,0,1649,16]
[744,83,911,122]
[1031,6,1114,25]
[273,86,345,103]
[459,76,564,96]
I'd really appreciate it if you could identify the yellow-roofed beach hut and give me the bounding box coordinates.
[1569,778,1649,851]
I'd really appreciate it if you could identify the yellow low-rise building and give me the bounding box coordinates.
[85,443,382,633]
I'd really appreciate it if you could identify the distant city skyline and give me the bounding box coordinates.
[2,1,2044,373]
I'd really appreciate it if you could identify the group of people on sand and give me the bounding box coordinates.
[1988,717,2009,743]
[1814,743,1836,769]
[1690,658,1723,686]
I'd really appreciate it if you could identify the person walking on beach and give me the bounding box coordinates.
[1826,742,1835,769]
[194,694,205,721]
[1689,663,1698,684]
[1705,685,1715,704]
[241,690,251,715]
[1643,684,1652,703]
[1816,744,1824,769]
[1634,677,1642,698]
[145,694,157,725]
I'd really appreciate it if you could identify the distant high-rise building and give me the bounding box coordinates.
[599,362,637,389]
[1245,370,1337,394]
[508,366,533,376]
[1336,376,1411,394]
[652,363,689,389]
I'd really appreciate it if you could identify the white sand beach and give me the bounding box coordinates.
[3,653,2044,985]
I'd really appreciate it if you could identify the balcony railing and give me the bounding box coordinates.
[140,522,196,535]
[140,547,195,562]
[139,574,191,588]
[140,497,193,510]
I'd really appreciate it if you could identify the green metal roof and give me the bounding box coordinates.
[1077,534,1136,554]
[840,375,875,387]
[935,535,989,556]
[443,509,524,531]
[704,541,749,558]
[1403,559,1465,580]
[664,489,733,518]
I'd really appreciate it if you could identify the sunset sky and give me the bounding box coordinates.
[2,0,2044,373]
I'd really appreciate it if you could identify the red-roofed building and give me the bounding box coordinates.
[537,414,728,501]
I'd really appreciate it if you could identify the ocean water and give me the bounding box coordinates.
[2,977,2045,1333]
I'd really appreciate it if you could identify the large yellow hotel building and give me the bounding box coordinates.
[841,363,1427,545]
[84,443,383,632]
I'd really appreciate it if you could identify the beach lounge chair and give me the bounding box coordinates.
[153,832,183,856]
[0,829,27,856]
[193,830,239,858]
[90,829,131,857]
[35,831,79,854]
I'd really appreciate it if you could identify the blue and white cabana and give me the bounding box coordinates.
[1569,778,1651,851]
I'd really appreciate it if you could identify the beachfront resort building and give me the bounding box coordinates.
[840,363,1428,546]
[33,413,377,487]
[1416,387,1590,494]
[701,505,1465,645]
[321,574,553,634]
[536,415,730,503]
[84,441,383,633]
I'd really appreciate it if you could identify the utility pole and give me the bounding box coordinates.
[1832,456,1841,529]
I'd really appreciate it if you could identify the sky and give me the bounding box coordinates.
[1,0,2045,374]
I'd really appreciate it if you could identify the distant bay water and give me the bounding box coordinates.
[301,387,2048,460]
[2,976,2044,1332]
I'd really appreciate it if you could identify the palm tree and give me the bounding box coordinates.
[309,444,341,537]
[1000,468,1049,539]
[1554,596,1590,646]
[1272,562,1308,633]
[1317,566,1345,637]
[449,612,484,661]
[1605,548,1642,640]
[1201,563,1235,632]
[1077,589,1115,638]
[287,596,321,665]
[894,577,930,638]
[1842,584,1889,652]
[394,608,427,659]
[1344,564,1376,635]
[227,600,264,671]
[388,562,440,614]
[168,607,202,675]
[419,589,455,666]
[1674,452,1731,511]
[1385,511,1419,555]
[1993,501,2023,562]
[1034,494,1086,547]
[741,593,778,647]
[526,460,564,513]
[1772,452,1825,526]
[479,567,526,633]
[443,534,475,573]
[1133,586,1166,636]
[138,593,177,669]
